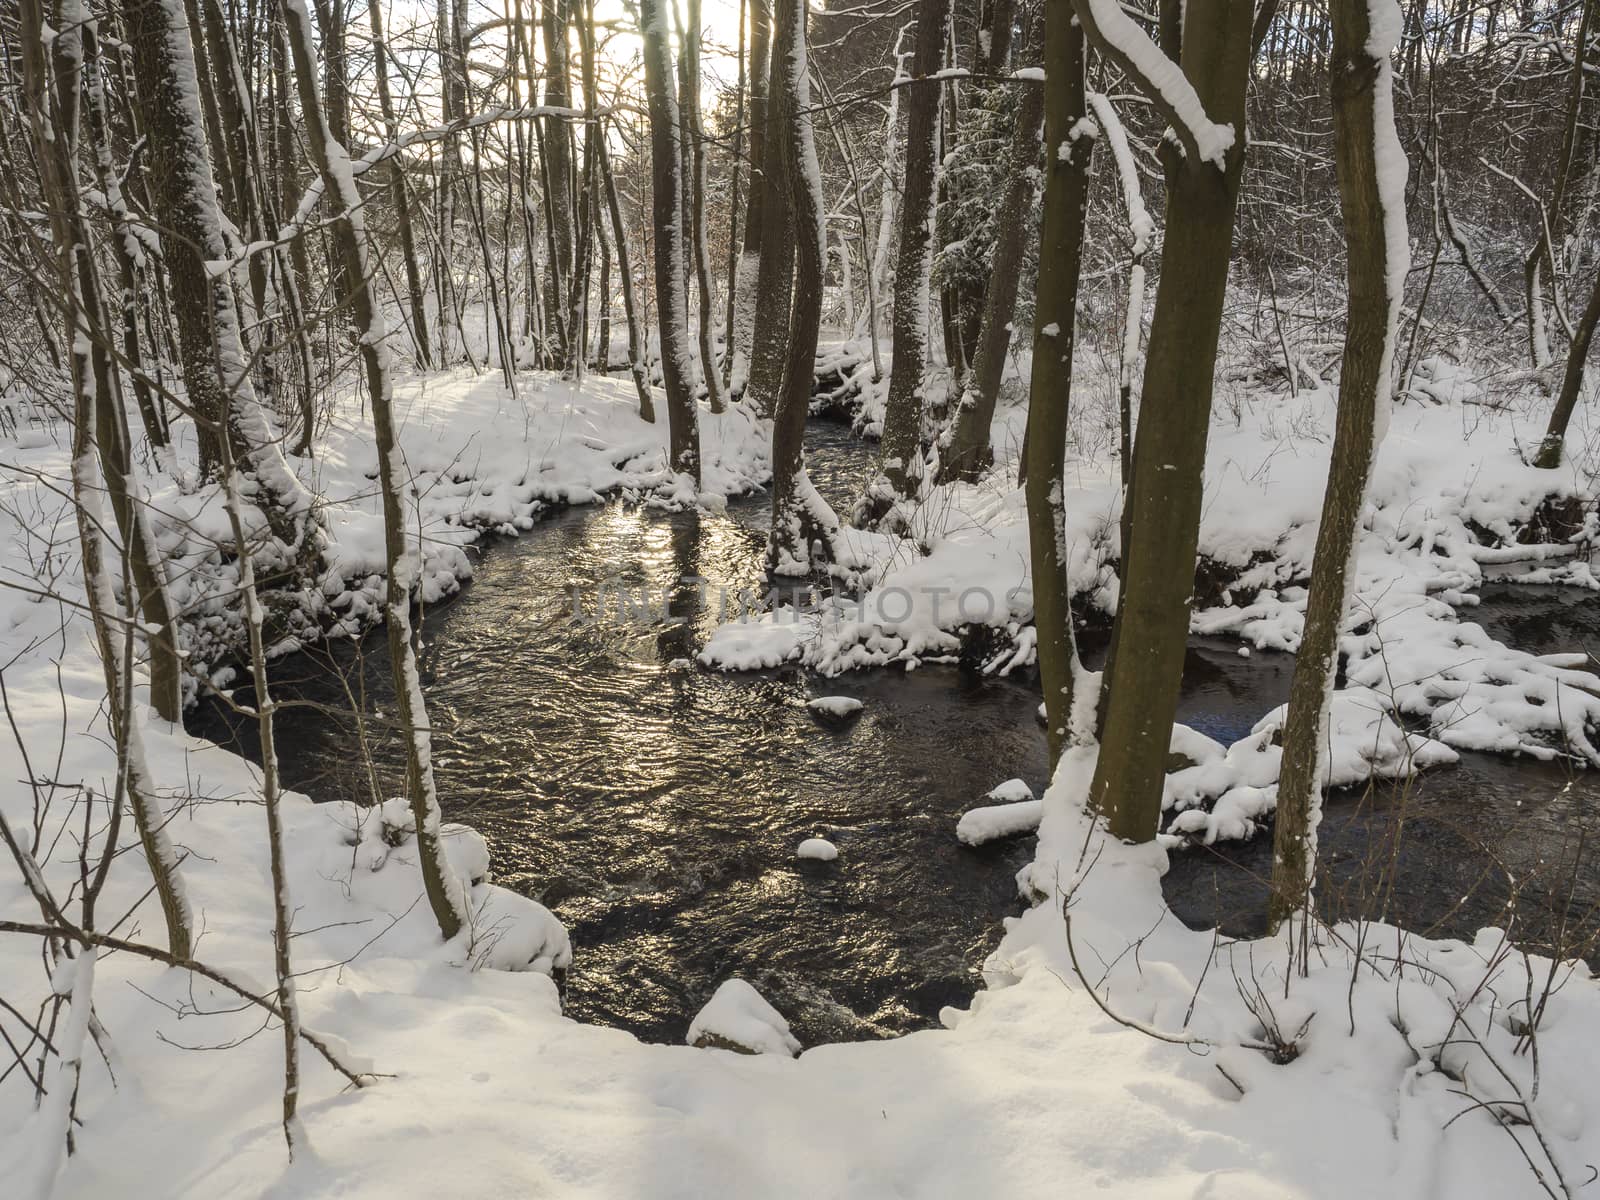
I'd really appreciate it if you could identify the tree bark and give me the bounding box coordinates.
[767,0,838,574]
[865,0,950,526]
[639,0,703,483]
[1270,0,1408,938]
[1534,251,1600,467]
[368,0,434,368]
[542,0,577,364]
[1025,1,1092,763]
[598,131,656,421]
[730,0,773,397]
[125,0,318,575]
[281,0,471,943]
[1080,0,1255,843]
[938,12,1045,484]
[22,0,193,960]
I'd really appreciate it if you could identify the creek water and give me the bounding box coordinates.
[189,422,1600,1047]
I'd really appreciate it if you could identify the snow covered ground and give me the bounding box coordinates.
[3,366,1599,1198]
[704,355,1600,842]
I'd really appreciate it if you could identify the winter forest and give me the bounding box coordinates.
[2,0,1600,1193]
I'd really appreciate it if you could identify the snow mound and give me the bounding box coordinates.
[442,823,491,886]
[469,886,572,976]
[985,778,1035,803]
[687,979,801,1056]
[807,695,863,718]
[796,837,839,861]
[957,800,1044,846]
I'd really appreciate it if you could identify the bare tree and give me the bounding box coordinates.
[862,0,950,529]
[1270,0,1409,936]
[281,0,471,942]
[638,0,703,485]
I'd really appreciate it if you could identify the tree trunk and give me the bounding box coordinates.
[281,0,471,943]
[598,132,656,421]
[863,0,950,528]
[126,0,318,574]
[767,0,839,574]
[730,0,773,399]
[639,0,703,484]
[368,0,434,368]
[543,0,577,364]
[1270,0,1408,939]
[938,11,1045,484]
[1522,0,1595,368]
[1534,252,1600,467]
[1079,0,1255,843]
[743,3,794,418]
[682,0,728,411]
[1025,1,1092,763]
[21,0,193,960]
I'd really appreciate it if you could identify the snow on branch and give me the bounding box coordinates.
[1069,0,1235,169]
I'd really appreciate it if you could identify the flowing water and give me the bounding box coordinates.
[190,423,1600,1047]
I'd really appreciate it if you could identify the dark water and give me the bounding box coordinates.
[192,423,1048,1045]
[1162,588,1600,963]
[190,424,1600,1045]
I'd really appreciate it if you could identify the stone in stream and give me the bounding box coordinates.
[806,695,864,723]
[687,979,802,1056]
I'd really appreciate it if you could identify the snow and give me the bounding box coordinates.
[956,799,1043,846]
[796,837,839,861]
[703,354,1600,840]
[807,695,864,718]
[1076,0,1237,168]
[986,778,1035,804]
[686,979,802,1056]
[4,349,1600,1199]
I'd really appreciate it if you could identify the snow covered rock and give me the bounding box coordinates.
[687,979,801,1057]
[469,886,572,976]
[957,800,1044,846]
[442,823,491,887]
[796,837,838,861]
[957,780,1042,846]
[806,695,863,720]
[985,778,1035,804]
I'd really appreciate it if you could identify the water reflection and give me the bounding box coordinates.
[193,423,1047,1045]
[189,423,1600,1047]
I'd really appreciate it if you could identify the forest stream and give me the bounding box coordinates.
[189,420,1600,1046]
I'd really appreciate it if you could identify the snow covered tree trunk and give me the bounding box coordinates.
[864,36,906,378]
[1078,0,1254,844]
[1269,0,1408,934]
[543,0,577,365]
[368,0,433,368]
[598,132,656,421]
[863,0,949,527]
[767,0,838,574]
[682,0,727,412]
[80,26,168,452]
[1534,242,1600,468]
[21,0,194,961]
[75,21,186,724]
[937,8,1045,485]
[281,0,471,942]
[729,0,771,398]
[639,0,703,485]
[1024,1,1093,764]
[124,0,318,570]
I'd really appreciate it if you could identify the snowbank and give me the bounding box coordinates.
[703,365,1600,841]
